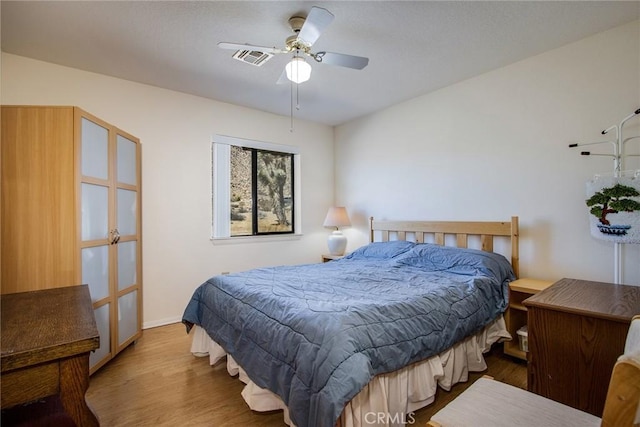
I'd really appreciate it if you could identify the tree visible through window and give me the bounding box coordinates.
[212,135,299,240]
[230,146,294,236]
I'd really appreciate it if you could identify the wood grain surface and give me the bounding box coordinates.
[1,106,78,294]
[1,285,100,426]
[1,285,99,372]
[525,277,640,417]
[525,277,640,322]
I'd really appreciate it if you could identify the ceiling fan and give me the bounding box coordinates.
[218,6,369,84]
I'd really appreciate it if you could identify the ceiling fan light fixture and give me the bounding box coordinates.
[285,57,311,84]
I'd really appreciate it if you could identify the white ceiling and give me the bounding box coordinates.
[2,1,639,126]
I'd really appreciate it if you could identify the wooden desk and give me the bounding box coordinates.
[524,277,640,417]
[1,285,100,426]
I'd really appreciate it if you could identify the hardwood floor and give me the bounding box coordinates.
[86,323,527,426]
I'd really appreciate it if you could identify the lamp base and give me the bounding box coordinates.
[327,230,347,256]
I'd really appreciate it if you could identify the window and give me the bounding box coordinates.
[212,135,300,239]
[230,145,294,236]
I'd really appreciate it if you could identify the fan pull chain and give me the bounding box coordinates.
[290,77,294,132]
[289,76,303,132]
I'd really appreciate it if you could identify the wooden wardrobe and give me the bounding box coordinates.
[1,106,142,373]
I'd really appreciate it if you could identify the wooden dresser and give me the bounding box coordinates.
[524,277,640,417]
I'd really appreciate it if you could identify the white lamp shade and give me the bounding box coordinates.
[285,57,312,84]
[323,207,351,228]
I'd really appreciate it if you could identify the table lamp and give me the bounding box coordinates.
[323,207,351,255]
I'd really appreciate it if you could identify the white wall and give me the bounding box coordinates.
[1,53,335,327]
[2,19,639,329]
[335,20,640,285]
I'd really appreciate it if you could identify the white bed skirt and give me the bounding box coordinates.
[190,316,510,427]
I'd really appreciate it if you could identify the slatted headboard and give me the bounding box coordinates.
[369,216,520,278]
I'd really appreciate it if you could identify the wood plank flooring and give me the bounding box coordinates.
[86,323,527,426]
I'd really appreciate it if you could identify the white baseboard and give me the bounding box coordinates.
[143,316,182,330]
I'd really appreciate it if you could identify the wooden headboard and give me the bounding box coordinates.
[369,216,519,278]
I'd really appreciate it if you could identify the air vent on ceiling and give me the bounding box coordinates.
[232,49,273,67]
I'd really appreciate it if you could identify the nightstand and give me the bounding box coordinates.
[503,278,553,361]
[321,254,344,262]
[525,278,640,416]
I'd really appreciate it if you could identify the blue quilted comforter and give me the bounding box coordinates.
[182,241,514,427]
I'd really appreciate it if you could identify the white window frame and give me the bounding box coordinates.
[211,134,301,241]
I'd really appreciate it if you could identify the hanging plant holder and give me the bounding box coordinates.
[571,107,640,283]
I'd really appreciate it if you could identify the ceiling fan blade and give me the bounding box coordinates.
[314,51,369,70]
[218,42,285,55]
[297,6,334,47]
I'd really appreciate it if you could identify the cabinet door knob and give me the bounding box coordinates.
[111,229,121,244]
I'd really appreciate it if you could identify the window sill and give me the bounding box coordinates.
[210,233,303,245]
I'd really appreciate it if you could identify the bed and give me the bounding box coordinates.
[182,217,519,427]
